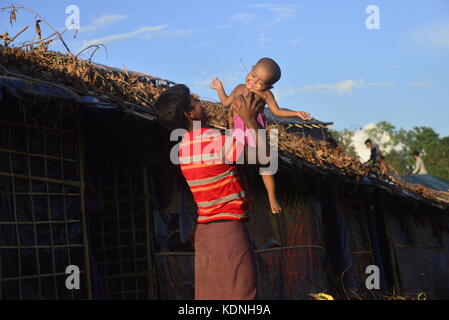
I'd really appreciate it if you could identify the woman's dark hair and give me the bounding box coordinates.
[365,139,372,144]
[153,84,193,130]
[412,151,420,157]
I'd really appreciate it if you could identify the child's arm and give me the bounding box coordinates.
[210,78,235,107]
[265,90,313,121]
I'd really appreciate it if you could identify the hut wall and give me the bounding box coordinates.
[336,194,376,298]
[86,157,156,300]
[148,164,196,300]
[247,168,329,299]
[319,182,390,299]
[383,195,449,298]
[0,97,90,299]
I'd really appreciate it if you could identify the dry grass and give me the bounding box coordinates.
[0,47,164,108]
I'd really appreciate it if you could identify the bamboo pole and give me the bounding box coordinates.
[0,220,81,225]
[76,108,92,300]
[0,244,84,249]
[6,121,23,299]
[60,128,74,300]
[143,165,157,299]
[153,245,326,257]
[98,169,110,297]
[0,119,78,134]
[0,148,78,163]
[113,160,124,298]
[41,127,59,298]
[0,171,81,188]
[26,121,42,299]
[96,257,147,266]
[127,160,139,299]
[1,271,86,283]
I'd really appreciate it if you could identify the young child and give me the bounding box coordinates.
[210,57,313,214]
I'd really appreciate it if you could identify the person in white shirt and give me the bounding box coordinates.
[412,151,428,175]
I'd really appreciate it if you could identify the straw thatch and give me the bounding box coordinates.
[0,46,448,208]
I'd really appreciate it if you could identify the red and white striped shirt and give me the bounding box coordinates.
[178,128,249,223]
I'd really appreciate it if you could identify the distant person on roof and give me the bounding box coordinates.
[364,139,388,173]
[412,151,428,175]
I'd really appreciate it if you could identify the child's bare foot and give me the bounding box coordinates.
[269,195,282,214]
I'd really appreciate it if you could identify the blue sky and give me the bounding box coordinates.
[2,0,449,136]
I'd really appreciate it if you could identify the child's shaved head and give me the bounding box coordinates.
[255,58,281,85]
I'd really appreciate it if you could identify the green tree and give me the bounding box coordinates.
[332,122,449,180]
[329,128,357,158]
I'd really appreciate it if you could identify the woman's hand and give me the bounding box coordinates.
[296,111,313,121]
[232,91,260,123]
[210,78,223,91]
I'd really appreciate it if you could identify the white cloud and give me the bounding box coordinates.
[194,75,239,89]
[249,3,277,8]
[300,79,395,95]
[231,13,255,24]
[367,81,394,87]
[249,3,302,9]
[290,37,302,44]
[408,81,430,87]
[301,79,359,95]
[80,14,126,33]
[269,7,297,24]
[249,3,301,25]
[195,78,212,87]
[259,34,272,44]
[81,25,168,48]
[409,21,449,49]
[144,28,195,39]
[272,86,299,100]
[92,15,125,25]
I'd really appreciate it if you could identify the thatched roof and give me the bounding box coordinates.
[402,175,449,192]
[0,46,448,209]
